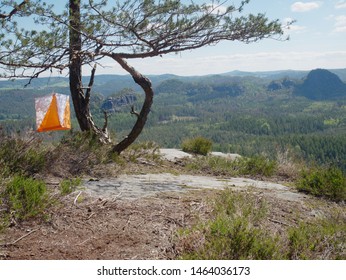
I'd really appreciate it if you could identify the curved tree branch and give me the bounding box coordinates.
[110,55,153,154]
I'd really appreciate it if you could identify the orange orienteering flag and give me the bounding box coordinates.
[35,93,71,132]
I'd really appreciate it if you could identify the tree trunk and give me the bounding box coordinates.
[68,0,150,149]
[111,56,154,154]
[68,0,110,143]
[69,0,86,130]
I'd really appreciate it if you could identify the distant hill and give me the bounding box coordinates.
[225,69,346,81]
[1,68,345,93]
[224,69,309,80]
[294,69,346,100]
[1,68,346,120]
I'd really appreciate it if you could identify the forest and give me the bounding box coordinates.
[1,68,346,171]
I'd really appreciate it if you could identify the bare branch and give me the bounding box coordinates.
[85,63,97,105]
[130,105,140,118]
[102,110,109,133]
[0,228,39,246]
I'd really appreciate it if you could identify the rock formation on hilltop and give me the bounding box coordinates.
[267,78,296,91]
[294,69,346,100]
[101,94,137,113]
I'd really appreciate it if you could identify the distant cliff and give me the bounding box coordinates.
[101,94,137,113]
[267,78,296,91]
[294,69,346,100]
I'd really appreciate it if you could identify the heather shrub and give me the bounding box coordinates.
[182,136,213,156]
[297,166,346,202]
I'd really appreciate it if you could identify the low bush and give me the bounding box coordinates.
[288,214,346,259]
[125,141,160,162]
[176,189,346,260]
[50,130,114,175]
[0,135,46,176]
[178,190,284,260]
[296,166,346,202]
[60,130,101,151]
[182,136,213,156]
[3,175,48,221]
[238,156,278,177]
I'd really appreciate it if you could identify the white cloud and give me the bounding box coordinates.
[335,1,346,9]
[291,1,322,12]
[334,15,346,32]
[96,51,346,76]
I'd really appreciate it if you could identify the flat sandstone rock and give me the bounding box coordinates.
[159,148,192,162]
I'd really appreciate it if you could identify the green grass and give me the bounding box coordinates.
[60,177,82,195]
[185,156,240,176]
[185,155,277,177]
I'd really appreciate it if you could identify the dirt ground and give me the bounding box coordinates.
[0,181,331,260]
[1,183,212,260]
[0,150,344,260]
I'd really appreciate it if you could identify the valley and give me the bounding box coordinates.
[1,68,346,171]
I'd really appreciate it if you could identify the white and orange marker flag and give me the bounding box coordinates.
[35,93,71,132]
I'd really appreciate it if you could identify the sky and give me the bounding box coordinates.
[3,0,346,76]
[124,0,346,76]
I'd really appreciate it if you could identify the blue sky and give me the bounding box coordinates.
[4,0,346,76]
[134,0,346,76]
